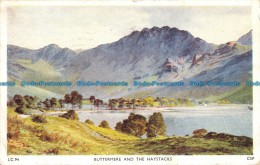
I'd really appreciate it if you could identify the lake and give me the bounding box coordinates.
[76,106,252,137]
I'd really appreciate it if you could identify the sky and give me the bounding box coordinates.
[7,6,252,50]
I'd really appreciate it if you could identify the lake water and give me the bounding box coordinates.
[76,106,252,137]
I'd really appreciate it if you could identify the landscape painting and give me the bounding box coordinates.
[6,5,253,156]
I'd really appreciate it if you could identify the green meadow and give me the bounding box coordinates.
[7,107,253,155]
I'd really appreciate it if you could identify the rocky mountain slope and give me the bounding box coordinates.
[7,26,252,103]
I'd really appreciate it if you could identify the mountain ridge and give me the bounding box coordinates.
[7,27,253,103]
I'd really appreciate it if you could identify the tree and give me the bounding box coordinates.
[146,112,166,137]
[15,104,28,114]
[120,113,147,137]
[59,110,79,120]
[70,91,83,110]
[78,100,83,109]
[50,98,58,110]
[160,98,168,106]
[168,98,175,106]
[85,119,94,125]
[118,98,127,109]
[94,99,103,110]
[64,94,72,109]
[24,95,35,108]
[115,122,123,132]
[13,95,23,106]
[144,96,155,107]
[108,99,118,110]
[43,99,51,110]
[7,100,17,107]
[59,99,65,110]
[131,99,136,109]
[32,96,39,108]
[99,120,110,129]
[89,96,95,110]
[192,129,208,137]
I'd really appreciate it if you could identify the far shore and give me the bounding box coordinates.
[43,104,252,114]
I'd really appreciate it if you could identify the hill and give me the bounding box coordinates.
[7,107,252,155]
[7,27,252,103]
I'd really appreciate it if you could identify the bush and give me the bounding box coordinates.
[7,115,21,139]
[40,131,69,143]
[99,120,110,129]
[59,110,79,120]
[85,119,94,125]
[15,106,27,114]
[192,129,208,137]
[31,114,47,123]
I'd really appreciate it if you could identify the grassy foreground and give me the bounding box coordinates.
[7,107,253,155]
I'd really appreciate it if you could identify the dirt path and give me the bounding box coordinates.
[77,122,114,143]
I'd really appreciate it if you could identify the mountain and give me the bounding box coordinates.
[7,27,253,103]
[237,30,252,46]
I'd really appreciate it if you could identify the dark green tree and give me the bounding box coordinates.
[70,91,83,110]
[146,112,166,137]
[94,99,103,110]
[59,110,79,120]
[120,113,147,137]
[131,99,136,109]
[99,120,110,129]
[85,119,94,125]
[13,95,23,106]
[50,98,58,110]
[43,99,51,110]
[59,99,65,110]
[7,100,17,107]
[64,94,72,109]
[108,99,118,110]
[115,121,123,132]
[89,96,95,110]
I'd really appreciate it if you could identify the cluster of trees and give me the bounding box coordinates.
[8,93,193,112]
[115,112,166,137]
[7,95,39,113]
[217,100,231,104]
[84,112,166,138]
[107,96,193,110]
[90,96,104,110]
[64,91,83,110]
[8,91,84,111]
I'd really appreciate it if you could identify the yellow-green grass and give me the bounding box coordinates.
[8,108,121,155]
[7,107,253,155]
[86,124,139,141]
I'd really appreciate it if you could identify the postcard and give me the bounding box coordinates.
[0,0,260,164]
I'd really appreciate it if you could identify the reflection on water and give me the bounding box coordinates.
[76,106,252,137]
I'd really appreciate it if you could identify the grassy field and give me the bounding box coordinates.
[7,107,253,155]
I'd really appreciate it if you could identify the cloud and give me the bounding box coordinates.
[7,6,251,50]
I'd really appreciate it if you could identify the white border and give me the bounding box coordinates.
[0,1,259,165]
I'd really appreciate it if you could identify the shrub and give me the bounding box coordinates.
[15,106,26,114]
[40,131,69,143]
[85,119,94,125]
[192,129,208,137]
[31,114,47,123]
[46,147,59,154]
[7,115,21,139]
[99,120,110,129]
[59,110,79,120]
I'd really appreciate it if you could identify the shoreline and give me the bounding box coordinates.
[44,104,252,114]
